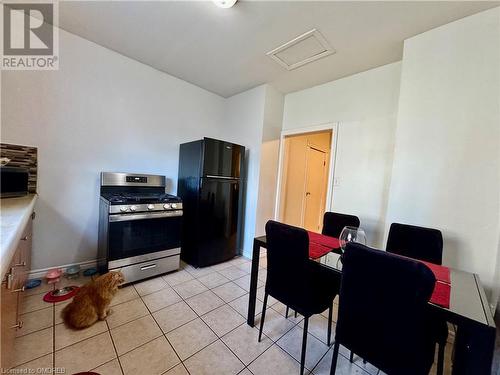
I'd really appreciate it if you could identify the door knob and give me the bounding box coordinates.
[305,192,311,196]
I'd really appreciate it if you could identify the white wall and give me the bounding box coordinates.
[493,235,500,312]
[386,7,500,297]
[282,63,401,247]
[255,85,284,237]
[1,27,267,269]
[223,86,267,258]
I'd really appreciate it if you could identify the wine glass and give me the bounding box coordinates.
[339,226,367,253]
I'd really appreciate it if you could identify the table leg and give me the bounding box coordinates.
[452,321,495,375]
[247,239,261,327]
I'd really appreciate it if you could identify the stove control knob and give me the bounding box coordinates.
[130,205,138,212]
[147,204,155,210]
[120,206,128,212]
[163,204,171,210]
[171,203,178,209]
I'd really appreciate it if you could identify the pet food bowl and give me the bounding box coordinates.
[83,268,97,277]
[25,279,42,289]
[43,285,80,303]
[52,286,77,296]
[66,265,81,279]
[46,268,63,284]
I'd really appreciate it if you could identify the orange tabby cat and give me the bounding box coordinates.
[62,271,125,329]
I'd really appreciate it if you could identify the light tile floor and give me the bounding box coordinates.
[11,255,454,375]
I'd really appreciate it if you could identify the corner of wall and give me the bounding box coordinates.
[252,85,285,241]
[224,85,269,259]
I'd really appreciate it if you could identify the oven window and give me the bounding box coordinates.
[108,216,181,261]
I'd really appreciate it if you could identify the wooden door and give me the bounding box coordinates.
[303,146,328,232]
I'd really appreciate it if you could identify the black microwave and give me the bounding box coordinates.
[1,167,29,198]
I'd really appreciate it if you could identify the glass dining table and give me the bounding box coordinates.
[247,235,496,375]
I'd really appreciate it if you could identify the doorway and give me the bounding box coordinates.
[278,129,333,232]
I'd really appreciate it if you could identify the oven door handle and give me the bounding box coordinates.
[109,210,183,222]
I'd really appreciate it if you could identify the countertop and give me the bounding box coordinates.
[0,194,37,279]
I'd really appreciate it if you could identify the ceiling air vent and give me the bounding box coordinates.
[266,29,335,71]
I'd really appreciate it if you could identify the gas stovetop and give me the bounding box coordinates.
[101,192,182,205]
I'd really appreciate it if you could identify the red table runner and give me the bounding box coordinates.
[420,261,451,284]
[306,231,451,308]
[420,261,451,308]
[307,231,340,259]
[430,282,451,308]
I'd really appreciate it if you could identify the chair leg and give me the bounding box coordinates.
[300,317,309,375]
[349,351,354,363]
[437,343,445,375]
[258,293,268,342]
[295,310,298,318]
[327,304,333,346]
[285,306,289,318]
[330,341,340,375]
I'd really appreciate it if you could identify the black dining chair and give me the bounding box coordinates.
[386,222,447,374]
[330,243,438,375]
[386,222,443,265]
[280,211,360,322]
[260,220,340,375]
[322,212,360,238]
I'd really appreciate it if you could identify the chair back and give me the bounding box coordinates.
[322,212,360,238]
[336,243,436,375]
[265,220,309,298]
[386,223,443,265]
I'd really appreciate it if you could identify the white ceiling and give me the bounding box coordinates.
[58,1,499,97]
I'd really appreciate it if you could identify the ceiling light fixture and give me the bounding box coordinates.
[213,0,237,9]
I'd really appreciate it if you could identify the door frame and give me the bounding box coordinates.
[274,122,339,222]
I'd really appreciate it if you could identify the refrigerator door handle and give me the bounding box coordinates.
[205,175,240,181]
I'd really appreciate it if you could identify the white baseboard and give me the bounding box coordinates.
[28,259,97,280]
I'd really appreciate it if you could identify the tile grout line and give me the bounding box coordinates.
[22,259,446,375]
[48,299,364,375]
[90,357,122,374]
[269,305,343,373]
[17,261,251,366]
[49,288,157,363]
[26,264,244,371]
[193,279,307,373]
[173,288,248,373]
[11,353,52,370]
[15,309,53,338]
[135,283,191,375]
[244,334,303,373]
[159,362,191,375]
[45,273,261,337]
[187,263,313,372]
[227,268,332,373]
[51,282,56,372]
[146,267,265,373]
[105,319,125,375]
[15,258,338,374]
[52,298,56,372]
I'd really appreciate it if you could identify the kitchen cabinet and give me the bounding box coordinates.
[1,213,33,369]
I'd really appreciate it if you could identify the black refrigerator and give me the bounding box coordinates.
[177,137,245,267]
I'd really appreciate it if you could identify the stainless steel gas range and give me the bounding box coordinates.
[97,172,182,283]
